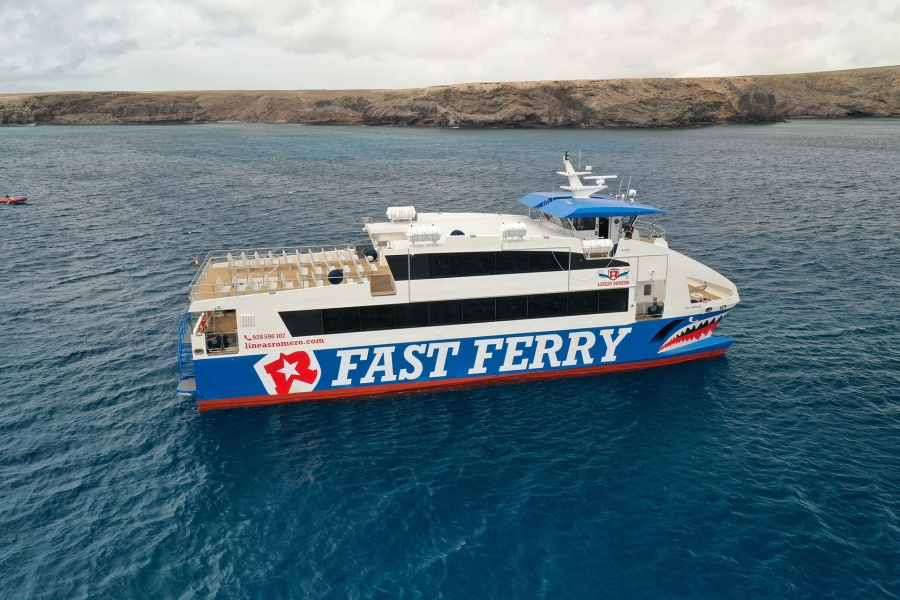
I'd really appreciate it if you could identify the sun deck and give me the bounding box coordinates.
[189,246,395,302]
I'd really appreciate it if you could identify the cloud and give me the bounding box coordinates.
[1,0,898,92]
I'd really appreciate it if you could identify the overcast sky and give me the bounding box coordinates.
[2,0,898,93]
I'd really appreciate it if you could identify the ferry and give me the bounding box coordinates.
[176,154,740,411]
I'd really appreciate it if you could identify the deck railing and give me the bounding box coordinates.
[188,243,376,302]
[634,221,666,241]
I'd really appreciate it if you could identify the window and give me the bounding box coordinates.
[528,251,563,273]
[528,293,568,318]
[323,307,360,334]
[280,291,628,335]
[360,305,395,332]
[387,251,626,280]
[570,256,629,271]
[496,295,528,321]
[409,254,429,280]
[429,300,463,326]
[385,255,408,281]
[395,302,429,329]
[599,289,629,313]
[463,297,495,323]
[279,309,323,337]
[572,218,595,231]
[496,251,529,275]
[567,291,598,315]
[429,253,463,278]
[462,252,496,277]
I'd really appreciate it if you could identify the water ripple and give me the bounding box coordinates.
[1,120,898,599]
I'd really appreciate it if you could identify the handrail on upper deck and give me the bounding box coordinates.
[188,243,377,302]
[634,221,666,241]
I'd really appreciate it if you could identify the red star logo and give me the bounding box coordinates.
[262,351,319,394]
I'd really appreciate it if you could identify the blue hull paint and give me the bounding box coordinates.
[193,311,731,402]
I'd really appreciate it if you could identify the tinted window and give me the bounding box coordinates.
[409,254,429,280]
[429,253,463,278]
[388,251,630,278]
[360,305,395,331]
[570,255,629,270]
[572,218,595,231]
[496,251,529,275]
[279,309,323,336]
[429,300,463,326]
[385,254,408,280]
[395,302,429,328]
[462,252,496,277]
[496,295,528,321]
[527,251,559,273]
[599,289,629,313]
[463,297,495,323]
[528,293,568,318]
[567,291,599,315]
[323,307,360,334]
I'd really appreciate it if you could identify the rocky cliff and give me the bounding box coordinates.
[2,66,897,127]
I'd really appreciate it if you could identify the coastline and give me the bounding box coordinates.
[2,65,897,128]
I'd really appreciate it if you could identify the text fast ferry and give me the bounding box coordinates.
[176,154,740,410]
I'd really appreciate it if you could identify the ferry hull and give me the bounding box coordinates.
[191,311,732,411]
[197,342,729,411]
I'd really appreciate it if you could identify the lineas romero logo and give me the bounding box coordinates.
[254,350,321,394]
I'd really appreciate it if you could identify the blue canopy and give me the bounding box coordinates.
[519,192,665,218]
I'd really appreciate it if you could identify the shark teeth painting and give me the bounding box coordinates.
[658,314,724,353]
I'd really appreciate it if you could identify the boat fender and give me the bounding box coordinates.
[364,247,378,262]
[328,269,344,285]
[450,229,465,236]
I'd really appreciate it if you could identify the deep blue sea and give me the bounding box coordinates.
[1,120,898,599]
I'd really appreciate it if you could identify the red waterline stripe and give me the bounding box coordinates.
[196,347,728,411]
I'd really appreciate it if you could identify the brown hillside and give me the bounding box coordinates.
[1,66,897,127]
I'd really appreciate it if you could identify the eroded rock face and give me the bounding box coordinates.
[2,66,897,127]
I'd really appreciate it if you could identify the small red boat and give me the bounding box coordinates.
[0,196,27,204]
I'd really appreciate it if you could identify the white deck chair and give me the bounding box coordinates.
[343,249,366,282]
[215,276,232,295]
[254,251,264,267]
[239,251,249,268]
[232,276,247,294]
[247,275,261,292]
[264,274,278,292]
[307,251,323,278]
[280,272,295,290]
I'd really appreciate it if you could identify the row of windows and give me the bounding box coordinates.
[279,289,629,336]
[385,251,627,281]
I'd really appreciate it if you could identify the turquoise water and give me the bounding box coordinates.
[1,121,898,598]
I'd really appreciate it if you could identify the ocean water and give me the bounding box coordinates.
[1,120,898,599]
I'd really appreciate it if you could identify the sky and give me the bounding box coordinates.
[2,0,898,93]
